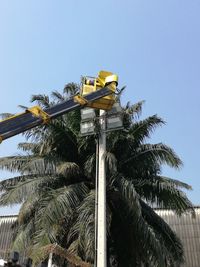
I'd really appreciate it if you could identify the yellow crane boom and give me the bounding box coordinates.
[0,71,118,143]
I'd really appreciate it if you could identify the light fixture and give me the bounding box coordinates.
[106,102,123,131]
[80,121,95,135]
[80,107,96,135]
[80,107,95,121]
[80,102,123,135]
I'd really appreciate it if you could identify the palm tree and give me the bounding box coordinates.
[0,84,193,267]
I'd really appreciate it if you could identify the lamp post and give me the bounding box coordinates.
[81,103,123,267]
[97,109,107,267]
[47,252,53,267]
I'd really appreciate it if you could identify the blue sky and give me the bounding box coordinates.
[0,0,200,215]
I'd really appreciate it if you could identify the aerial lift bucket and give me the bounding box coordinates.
[80,71,118,110]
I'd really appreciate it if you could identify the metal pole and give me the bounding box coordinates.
[97,109,107,267]
[47,252,53,267]
[94,141,99,267]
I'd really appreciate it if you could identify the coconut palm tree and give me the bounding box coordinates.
[0,84,193,267]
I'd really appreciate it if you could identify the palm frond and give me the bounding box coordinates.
[37,119,79,161]
[84,153,96,178]
[129,115,165,145]
[37,244,91,267]
[29,229,51,263]
[104,152,117,175]
[51,90,65,101]
[0,174,58,205]
[112,176,168,266]
[68,190,96,262]
[140,200,184,265]
[124,101,145,119]
[0,174,45,191]
[63,83,79,97]
[68,190,112,263]
[18,195,39,224]
[35,183,89,232]
[0,113,14,120]
[133,176,194,215]
[18,105,28,110]
[159,176,192,190]
[30,94,51,108]
[57,162,81,178]
[113,175,141,216]
[12,220,34,253]
[0,155,31,173]
[21,157,57,174]
[17,142,38,153]
[115,85,126,101]
[122,143,183,169]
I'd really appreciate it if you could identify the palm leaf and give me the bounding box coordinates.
[51,90,65,101]
[113,176,167,266]
[18,195,40,224]
[30,94,51,108]
[0,174,58,205]
[21,157,57,174]
[18,105,28,110]
[35,183,89,231]
[38,244,91,267]
[0,113,14,120]
[133,176,194,215]
[12,220,35,253]
[124,101,144,119]
[0,174,46,191]
[57,162,81,177]
[122,143,183,169]
[104,151,117,175]
[0,155,31,173]
[129,115,165,145]
[63,83,79,97]
[140,200,184,265]
[17,142,38,153]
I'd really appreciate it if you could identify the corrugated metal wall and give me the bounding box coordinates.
[0,215,17,260]
[156,208,200,267]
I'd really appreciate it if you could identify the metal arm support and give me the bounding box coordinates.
[73,95,88,106]
[26,106,50,124]
[0,86,114,142]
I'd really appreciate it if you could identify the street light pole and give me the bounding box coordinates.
[47,252,53,267]
[97,109,107,267]
[80,81,122,267]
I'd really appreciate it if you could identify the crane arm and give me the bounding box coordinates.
[0,86,113,142]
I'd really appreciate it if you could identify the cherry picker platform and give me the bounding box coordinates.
[0,71,118,142]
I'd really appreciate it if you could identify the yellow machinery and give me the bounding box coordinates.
[0,71,118,142]
[80,71,118,110]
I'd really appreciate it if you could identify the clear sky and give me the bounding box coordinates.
[0,0,200,215]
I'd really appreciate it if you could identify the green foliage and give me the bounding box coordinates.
[0,85,194,267]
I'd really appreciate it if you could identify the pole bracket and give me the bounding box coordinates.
[26,106,50,124]
[74,95,88,106]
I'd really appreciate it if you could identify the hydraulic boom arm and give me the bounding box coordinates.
[0,71,118,142]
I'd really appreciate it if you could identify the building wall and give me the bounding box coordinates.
[0,215,17,260]
[156,208,200,267]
